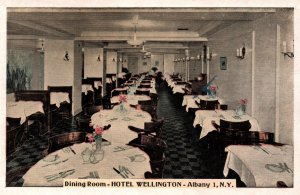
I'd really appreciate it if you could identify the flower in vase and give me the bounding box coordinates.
[118,94,127,103]
[240,98,248,105]
[86,125,104,142]
[209,85,218,92]
[87,134,94,142]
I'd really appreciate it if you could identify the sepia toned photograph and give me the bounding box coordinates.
[1,1,298,193]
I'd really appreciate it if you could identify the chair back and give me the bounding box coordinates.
[135,90,150,96]
[138,99,152,105]
[141,135,167,178]
[84,105,102,116]
[102,96,113,109]
[218,119,251,146]
[140,104,156,119]
[200,99,219,110]
[140,84,151,88]
[220,119,251,132]
[176,81,186,85]
[150,93,158,106]
[144,118,164,137]
[112,89,127,97]
[236,131,274,145]
[141,135,167,160]
[48,132,86,153]
[141,80,151,84]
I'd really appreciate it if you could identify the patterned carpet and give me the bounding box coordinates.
[6,81,236,187]
[157,82,226,179]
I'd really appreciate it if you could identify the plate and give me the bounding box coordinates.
[122,117,133,121]
[43,154,59,162]
[265,163,287,173]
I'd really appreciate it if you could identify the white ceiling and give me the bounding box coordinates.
[7,8,277,53]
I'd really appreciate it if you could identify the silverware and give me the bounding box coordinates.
[94,171,100,178]
[119,165,128,178]
[121,166,135,176]
[258,146,270,154]
[69,146,76,154]
[42,159,69,167]
[113,167,126,179]
[45,169,75,181]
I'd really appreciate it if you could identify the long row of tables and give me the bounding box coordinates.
[22,75,156,186]
[181,92,294,188]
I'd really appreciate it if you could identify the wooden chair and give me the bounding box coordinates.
[128,118,164,138]
[76,105,102,133]
[135,89,150,96]
[212,119,251,148]
[86,77,102,105]
[101,95,115,109]
[140,104,157,119]
[141,80,151,84]
[150,93,158,106]
[128,134,167,178]
[45,132,87,155]
[236,131,275,145]
[138,100,153,106]
[139,84,152,88]
[195,99,219,110]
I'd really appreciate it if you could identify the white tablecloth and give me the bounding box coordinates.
[223,144,293,187]
[130,86,157,94]
[172,84,186,94]
[23,142,151,186]
[106,78,112,83]
[7,101,44,124]
[50,92,70,108]
[94,81,102,89]
[182,95,224,112]
[90,105,152,144]
[111,95,151,106]
[193,110,260,139]
[82,84,94,95]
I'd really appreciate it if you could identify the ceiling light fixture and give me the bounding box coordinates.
[127,15,144,47]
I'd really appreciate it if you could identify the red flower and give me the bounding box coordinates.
[87,134,94,142]
[119,94,127,103]
[95,126,104,135]
[240,98,248,105]
[210,85,218,91]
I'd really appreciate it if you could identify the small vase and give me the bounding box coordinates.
[236,105,246,116]
[120,101,126,112]
[95,137,102,151]
[208,90,216,99]
[241,104,246,114]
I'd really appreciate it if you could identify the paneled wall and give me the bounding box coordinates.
[44,39,74,87]
[44,39,80,115]
[84,47,103,78]
[73,41,83,115]
[174,54,186,79]
[163,54,175,75]
[208,9,293,144]
[106,51,117,74]
[138,56,151,73]
[151,54,164,72]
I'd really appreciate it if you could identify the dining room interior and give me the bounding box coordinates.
[5,7,294,188]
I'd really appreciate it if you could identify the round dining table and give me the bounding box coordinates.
[90,104,152,144]
[22,142,151,186]
[110,94,151,106]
